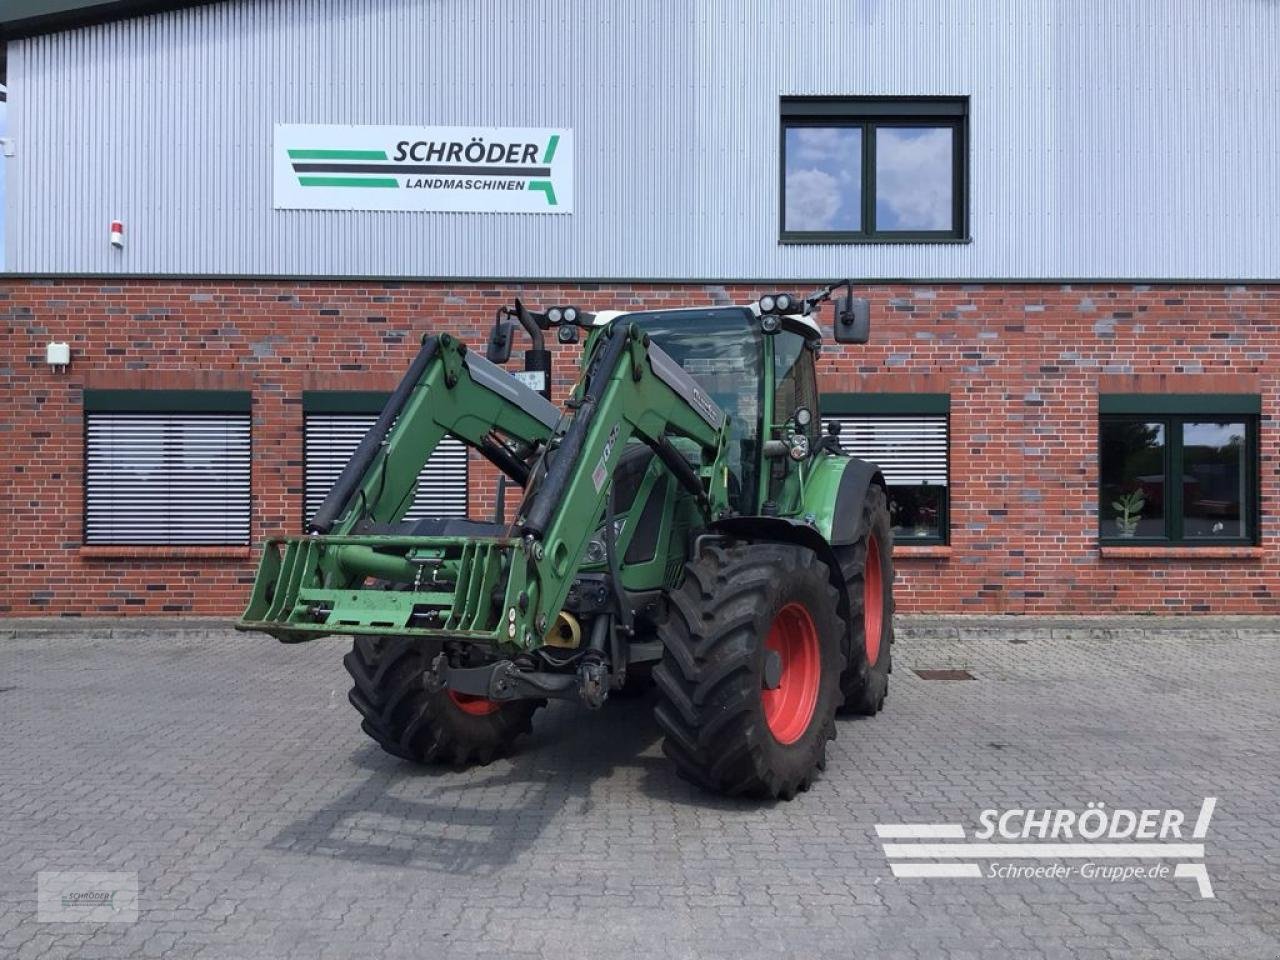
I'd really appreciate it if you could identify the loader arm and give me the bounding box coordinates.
[312,332,561,537]
[237,323,731,654]
[511,321,732,645]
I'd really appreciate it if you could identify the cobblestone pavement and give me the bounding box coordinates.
[1,623,1278,959]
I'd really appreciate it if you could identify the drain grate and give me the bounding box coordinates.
[912,668,975,681]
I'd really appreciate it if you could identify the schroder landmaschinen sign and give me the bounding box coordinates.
[273,124,573,213]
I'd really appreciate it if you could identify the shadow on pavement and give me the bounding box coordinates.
[268,692,663,875]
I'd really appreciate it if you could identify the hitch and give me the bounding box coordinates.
[427,653,610,709]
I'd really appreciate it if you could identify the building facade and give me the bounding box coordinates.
[2,0,1277,616]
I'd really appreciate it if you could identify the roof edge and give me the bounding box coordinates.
[0,0,219,40]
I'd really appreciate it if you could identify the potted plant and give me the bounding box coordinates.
[1112,489,1146,538]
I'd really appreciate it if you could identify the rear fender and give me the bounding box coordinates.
[806,456,886,547]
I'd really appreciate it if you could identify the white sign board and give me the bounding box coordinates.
[274,124,573,214]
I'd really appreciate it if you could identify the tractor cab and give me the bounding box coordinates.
[596,285,868,517]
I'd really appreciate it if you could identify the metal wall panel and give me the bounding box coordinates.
[6,0,1279,279]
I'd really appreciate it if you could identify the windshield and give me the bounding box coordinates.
[614,307,761,513]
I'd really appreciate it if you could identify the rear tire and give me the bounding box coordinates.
[344,636,540,765]
[653,542,844,799]
[837,484,896,715]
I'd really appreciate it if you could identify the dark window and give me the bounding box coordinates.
[1099,403,1259,544]
[781,97,968,242]
[824,413,950,545]
[84,391,252,546]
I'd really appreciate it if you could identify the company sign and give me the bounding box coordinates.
[274,124,572,213]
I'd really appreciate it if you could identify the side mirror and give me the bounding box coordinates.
[486,320,514,364]
[832,295,871,344]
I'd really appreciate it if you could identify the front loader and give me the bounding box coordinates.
[238,284,894,799]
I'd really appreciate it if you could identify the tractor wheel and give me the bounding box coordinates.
[343,636,540,766]
[836,484,896,715]
[653,542,844,799]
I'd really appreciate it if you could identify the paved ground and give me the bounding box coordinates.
[1,621,1278,959]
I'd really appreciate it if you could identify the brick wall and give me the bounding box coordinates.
[2,278,1276,616]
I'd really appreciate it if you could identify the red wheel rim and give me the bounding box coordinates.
[447,690,502,716]
[864,533,883,666]
[761,602,822,745]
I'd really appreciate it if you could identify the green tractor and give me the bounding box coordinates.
[238,283,894,799]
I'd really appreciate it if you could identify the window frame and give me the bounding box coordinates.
[823,392,951,546]
[779,96,970,244]
[82,389,253,547]
[1098,395,1261,547]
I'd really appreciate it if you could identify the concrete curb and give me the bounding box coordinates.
[3,614,1279,643]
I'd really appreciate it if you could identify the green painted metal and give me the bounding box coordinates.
[84,388,251,413]
[1098,393,1261,416]
[822,392,951,415]
[239,325,733,652]
[239,301,886,671]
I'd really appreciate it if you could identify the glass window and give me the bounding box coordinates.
[780,98,967,241]
[1182,421,1248,540]
[1099,420,1166,539]
[783,126,861,233]
[622,307,763,514]
[772,331,818,435]
[875,127,954,232]
[1,82,6,269]
[828,414,949,544]
[1099,414,1256,544]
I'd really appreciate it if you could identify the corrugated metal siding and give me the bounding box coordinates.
[6,0,1279,279]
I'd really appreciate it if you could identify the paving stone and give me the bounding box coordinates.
[0,626,1277,959]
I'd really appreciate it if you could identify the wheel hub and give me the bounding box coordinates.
[447,690,502,716]
[760,602,821,745]
[864,534,883,666]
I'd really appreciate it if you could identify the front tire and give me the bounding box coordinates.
[344,636,540,765]
[837,484,895,715]
[653,542,845,799]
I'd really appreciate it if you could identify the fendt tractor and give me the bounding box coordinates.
[237,283,895,799]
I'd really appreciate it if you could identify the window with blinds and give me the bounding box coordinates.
[85,413,252,545]
[303,414,468,526]
[825,414,949,542]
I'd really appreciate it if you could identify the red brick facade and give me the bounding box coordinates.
[3,278,1276,616]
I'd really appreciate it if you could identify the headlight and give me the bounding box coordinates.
[564,307,578,323]
[760,295,775,313]
[547,307,563,323]
[776,293,792,312]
